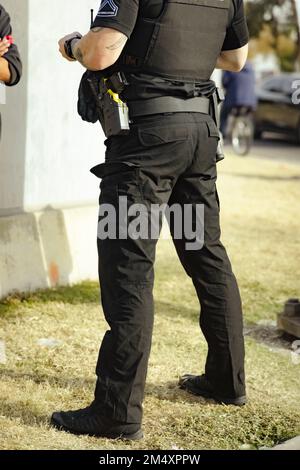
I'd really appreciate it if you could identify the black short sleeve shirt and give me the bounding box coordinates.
[92,0,139,38]
[222,0,249,51]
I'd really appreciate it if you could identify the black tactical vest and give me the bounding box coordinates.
[119,0,231,82]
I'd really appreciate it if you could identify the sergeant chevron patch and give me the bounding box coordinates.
[97,0,119,17]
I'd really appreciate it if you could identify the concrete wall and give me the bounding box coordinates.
[0,0,105,213]
[0,0,105,298]
[0,206,99,298]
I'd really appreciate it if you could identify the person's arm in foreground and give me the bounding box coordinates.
[0,6,22,86]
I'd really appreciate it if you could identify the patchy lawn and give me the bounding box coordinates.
[0,153,300,450]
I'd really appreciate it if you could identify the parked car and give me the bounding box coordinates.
[254,73,300,144]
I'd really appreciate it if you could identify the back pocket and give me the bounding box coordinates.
[138,125,188,147]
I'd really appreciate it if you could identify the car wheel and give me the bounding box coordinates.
[254,128,262,140]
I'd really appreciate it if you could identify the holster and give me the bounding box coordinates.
[77,71,130,138]
[210,88,225,162]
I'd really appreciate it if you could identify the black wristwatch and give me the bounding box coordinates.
[64,34,82,60]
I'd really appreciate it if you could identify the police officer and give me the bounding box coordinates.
[0,4,22,136]
[54,0,249,440]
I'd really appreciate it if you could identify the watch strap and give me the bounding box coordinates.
[64,35,82,60]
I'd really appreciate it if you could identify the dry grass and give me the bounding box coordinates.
[0,153,300,450]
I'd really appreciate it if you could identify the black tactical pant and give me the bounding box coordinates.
[92,113,245,424]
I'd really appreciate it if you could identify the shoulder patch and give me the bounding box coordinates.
[97,0,119,18]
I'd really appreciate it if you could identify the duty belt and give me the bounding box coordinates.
[129,96,210,118]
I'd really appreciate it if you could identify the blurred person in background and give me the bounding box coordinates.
[0,4,22,137]
[220,60,257,138]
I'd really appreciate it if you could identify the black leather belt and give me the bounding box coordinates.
[129,96,210,118]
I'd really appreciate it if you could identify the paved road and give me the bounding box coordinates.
[225,136,300,166]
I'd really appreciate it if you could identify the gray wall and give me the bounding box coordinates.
[0,0,105,215]
[0,1,104,298]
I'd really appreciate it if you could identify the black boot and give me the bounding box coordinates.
[179,374,247,406]
[51,402,143,440]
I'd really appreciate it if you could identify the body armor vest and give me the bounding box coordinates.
[119,0,231,82]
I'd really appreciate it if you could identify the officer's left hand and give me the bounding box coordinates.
[58,32,82,61]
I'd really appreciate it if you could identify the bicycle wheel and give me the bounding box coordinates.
[231,117,254,156]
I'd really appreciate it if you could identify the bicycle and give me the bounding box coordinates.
[226,106,255,156]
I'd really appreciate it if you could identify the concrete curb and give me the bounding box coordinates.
[0,206,99,299]
[272,436,300,450]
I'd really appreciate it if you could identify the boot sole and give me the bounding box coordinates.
[179,380,247,406]
[51,416,144,441]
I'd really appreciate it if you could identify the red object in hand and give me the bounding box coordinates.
[5,35,14,45]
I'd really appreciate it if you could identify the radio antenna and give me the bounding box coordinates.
[90,9,94,28]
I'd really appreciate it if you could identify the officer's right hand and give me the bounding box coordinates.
[0,38,10,57]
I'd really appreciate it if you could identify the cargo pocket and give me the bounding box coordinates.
[90,161,142,202]
[90,161,140,179]
[206,119,222,164]
[206,119,220,140]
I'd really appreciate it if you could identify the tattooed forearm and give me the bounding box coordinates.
[106,36,127,51]
[68,29,127,69]
[91,27,126,50]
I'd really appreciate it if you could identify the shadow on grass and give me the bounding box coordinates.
[1,401,50,426]
[0,399,50,428]
[1,288,199,323]
[0,281,100,319]
[0,368,214,413]
[0,368,95,390]
[145,381,216,406]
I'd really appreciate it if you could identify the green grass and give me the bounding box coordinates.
[0,153,300,450]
